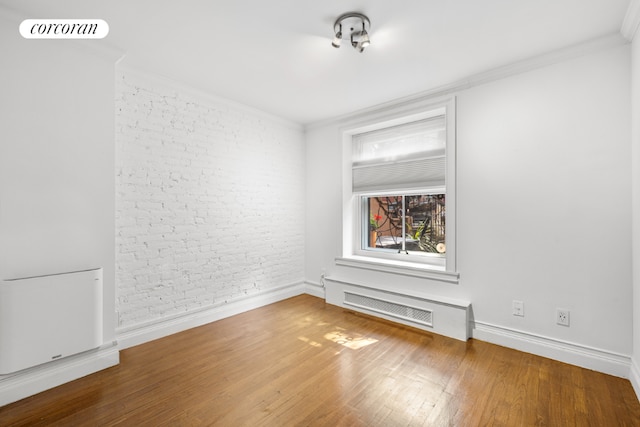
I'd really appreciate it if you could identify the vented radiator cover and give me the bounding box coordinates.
[345,292,434,327]
[0,268,103,375]
[324,277,470,341]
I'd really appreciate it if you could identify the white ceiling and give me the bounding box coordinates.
[2,0,633,125]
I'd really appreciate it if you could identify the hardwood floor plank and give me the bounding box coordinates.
[1,295,639,426]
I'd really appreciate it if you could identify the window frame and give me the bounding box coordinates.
[340,96,457,275]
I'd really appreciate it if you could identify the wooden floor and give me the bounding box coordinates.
[2,295,639,426]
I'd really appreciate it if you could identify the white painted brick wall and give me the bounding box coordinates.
[115,68,305,329]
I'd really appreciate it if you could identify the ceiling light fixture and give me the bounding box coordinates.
[332,24,342,48]
[331,12,371,52]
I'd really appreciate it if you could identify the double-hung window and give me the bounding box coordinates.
[347,99,456,272]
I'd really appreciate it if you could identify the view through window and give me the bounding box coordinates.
[365,194,446,256]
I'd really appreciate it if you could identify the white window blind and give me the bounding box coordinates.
[352,116,446,192]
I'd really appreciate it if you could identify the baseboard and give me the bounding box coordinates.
[117,281,307,350]
[473,321,631,378]
[630,357,640,400]
[0,342,119,407]
[303,280,325,299]
[1,281,314,407]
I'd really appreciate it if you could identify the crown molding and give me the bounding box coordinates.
[307,32,627,131]
[117,64,304,132]
[622,0,640,41]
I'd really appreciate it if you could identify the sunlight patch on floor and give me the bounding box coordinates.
[297,336,323,347]
[324,330,378,350]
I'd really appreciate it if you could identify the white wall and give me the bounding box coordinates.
[631,18,640,395]
[0,18,117,324]
[306,43,632,374]
[0,8,120,404]
[459,45,631,357]
[115,68,306,332]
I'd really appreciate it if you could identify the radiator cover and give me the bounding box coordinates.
[344,292,434,327]
[325,277,470,341]
[0,268,103,374]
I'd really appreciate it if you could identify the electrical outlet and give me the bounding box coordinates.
[512,300,524,317]
[556,308,570,326]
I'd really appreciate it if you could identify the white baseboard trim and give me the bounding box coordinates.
[630,357,640,400]
[473,321,631,378]
[303,280,325,299]
[117,281,307,350]
[0,342,119,407]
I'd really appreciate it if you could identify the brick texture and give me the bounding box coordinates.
[115,69,305,328]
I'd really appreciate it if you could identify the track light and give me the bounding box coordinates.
[353,22,370,52]
[332,25,342,48]
[360,28,370,48]
[331,12,371,53]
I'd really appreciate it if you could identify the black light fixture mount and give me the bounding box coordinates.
[331,12,371,52]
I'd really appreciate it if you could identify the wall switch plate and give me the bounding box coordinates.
[512,300,524,317]
[556,308,570,326]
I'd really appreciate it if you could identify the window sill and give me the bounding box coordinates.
[335,256,459,284]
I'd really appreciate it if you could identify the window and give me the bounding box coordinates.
[364,193,446,256]
[344,98,456,273]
